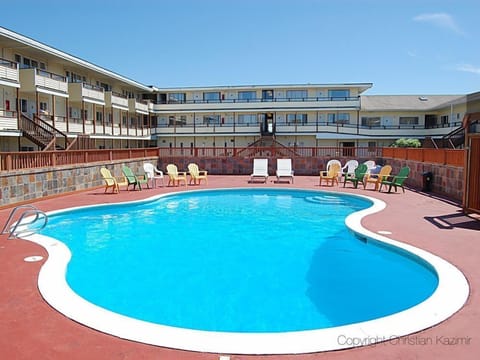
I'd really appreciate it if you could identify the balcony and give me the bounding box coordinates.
[105,91,129,110]
[0,58,19,87]
[68,82,105,105]
[151,96,361,113]
[19,68,68,96]
[129,98,149,114]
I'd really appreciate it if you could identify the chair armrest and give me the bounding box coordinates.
[381,174,395,180]
[154,169,164,176]
[198,170,208,176]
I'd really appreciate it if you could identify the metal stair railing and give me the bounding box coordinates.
[1,205,48,239]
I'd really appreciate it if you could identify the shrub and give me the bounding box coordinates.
[390,138,421,148]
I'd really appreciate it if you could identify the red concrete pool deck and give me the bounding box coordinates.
[1,175,479,360]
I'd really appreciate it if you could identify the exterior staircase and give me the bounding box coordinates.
[19,113,70,151]
[424,126,465,149]
[236,136,301,157]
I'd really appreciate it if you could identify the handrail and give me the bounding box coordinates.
[1,204,48,239]
[157,96,361,105]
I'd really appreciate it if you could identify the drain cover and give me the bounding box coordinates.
[24,255,44,262]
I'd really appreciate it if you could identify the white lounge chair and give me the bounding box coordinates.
[250,158,269,183]
[143,162,164,187]
[276,158,294,183]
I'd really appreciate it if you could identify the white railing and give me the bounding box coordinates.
[35,69,68,93]
[0,60,19,83]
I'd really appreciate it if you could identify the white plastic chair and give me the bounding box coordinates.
[143,163,164,187]
[341,159,359,178]
[363,160,376,173]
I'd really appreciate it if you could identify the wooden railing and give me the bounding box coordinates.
[0,146,466,172]
[0,148,160,171]
[382,147,465,166]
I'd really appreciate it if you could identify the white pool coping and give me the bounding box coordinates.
[23,189,469,355]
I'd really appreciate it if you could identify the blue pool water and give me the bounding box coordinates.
[41,189,438,333]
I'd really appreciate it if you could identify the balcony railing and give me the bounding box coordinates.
[0,58,19,83]
[157,96,360,105]
[68,82,105,103]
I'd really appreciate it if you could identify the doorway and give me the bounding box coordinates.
[341,141,355,157]
[260,113,274,135]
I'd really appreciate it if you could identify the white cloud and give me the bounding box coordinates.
[455,63,480,75]
[413,13,465,35]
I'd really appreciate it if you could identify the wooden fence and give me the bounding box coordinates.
[381,147,465,166]
[1,147,466,172]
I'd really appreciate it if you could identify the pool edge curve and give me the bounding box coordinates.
[23,188,469,355]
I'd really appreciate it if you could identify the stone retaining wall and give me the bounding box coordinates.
[0,158,156,207]
[0,156,464,207]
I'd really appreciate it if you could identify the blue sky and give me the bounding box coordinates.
[1,0,479,95]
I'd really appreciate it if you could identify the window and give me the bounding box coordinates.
[15,54,46,70]
[168,115,187,126]
[337,113,350,124]
[97,82,111,91]
[203,115,220,125]
[286,90,307,100]
[399,116,419,125]
[361,117,381,127]
[238,91,256,101]
[39,102,48,111]
[123,90,135,99]
[327,113,350,124]
[203,92,220,102]
[96,111,103,122]
[262,89,274,101]
[238,114,257,125]
[66,71,86,83]
[441,115,449,125]
[168,93,186,103]
[286,113,307,124]
[328,89,350,99]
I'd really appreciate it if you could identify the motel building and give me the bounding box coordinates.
[0,26,476,153]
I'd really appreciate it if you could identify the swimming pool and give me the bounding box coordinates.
[28,188,469,354]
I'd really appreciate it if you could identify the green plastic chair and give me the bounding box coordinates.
[122,165,149,191]
[343,163,368,188]
[379,166,410,193]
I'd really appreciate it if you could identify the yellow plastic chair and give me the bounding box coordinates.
[188,163,208,185]
[319,163,341,186]
[166,164,188,187]
[364,165,392,191]
[100,167,127,193]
